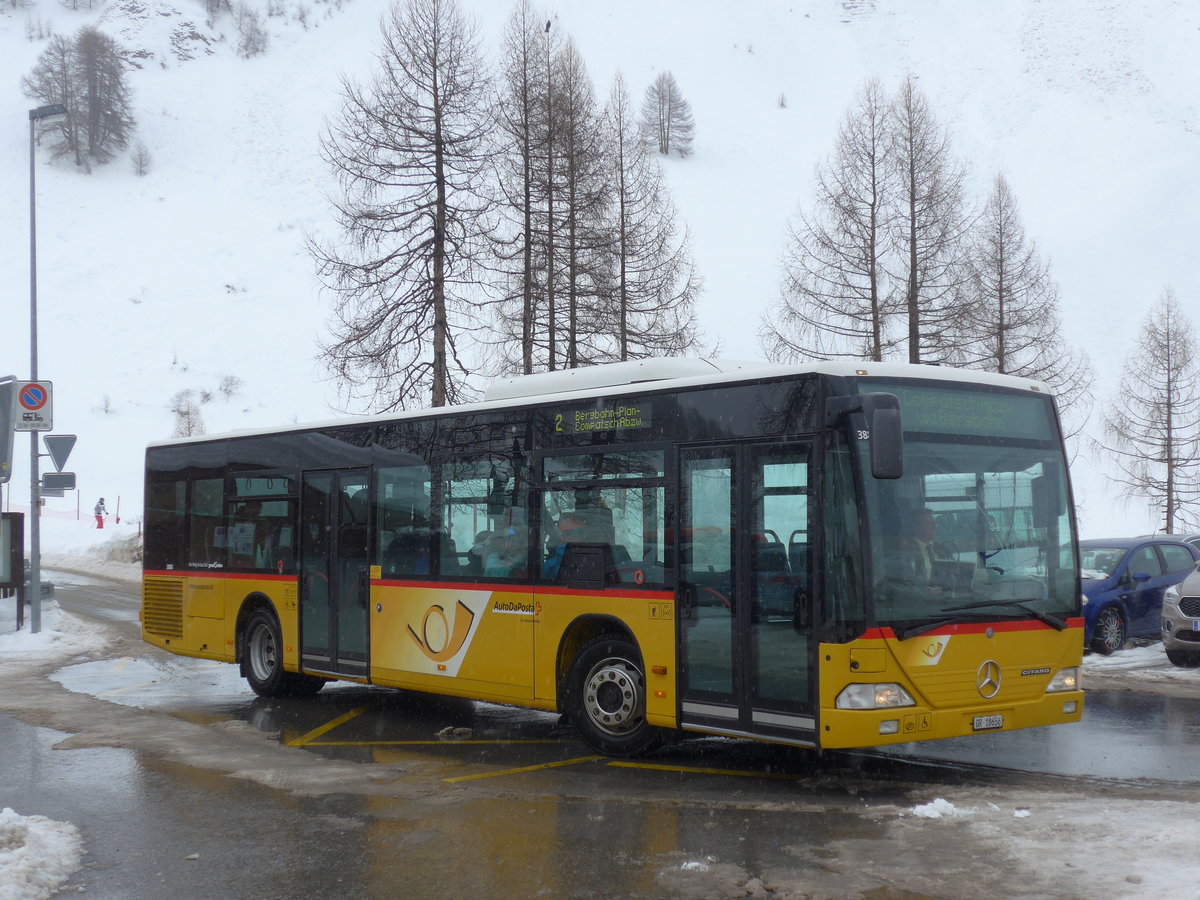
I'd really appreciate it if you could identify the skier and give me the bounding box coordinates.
[94,497,108,529]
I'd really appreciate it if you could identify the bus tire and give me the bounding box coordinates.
[244,609,288,697]
[567,636,661,757]
[243,608,325,698]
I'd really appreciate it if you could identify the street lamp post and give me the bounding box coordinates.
[28,102,67,634]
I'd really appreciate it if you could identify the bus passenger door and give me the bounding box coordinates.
[299,469,370,678]
[678,444,814,743]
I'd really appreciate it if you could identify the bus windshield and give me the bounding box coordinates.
[857,383,1077,635]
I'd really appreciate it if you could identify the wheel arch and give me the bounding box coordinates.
[554,614,637,711]
[235,592,280,676]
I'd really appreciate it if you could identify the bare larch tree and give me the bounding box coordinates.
[1098,289,1200,533]
[312,0,493,410]
[604,72,701,360]
[22,26,135,171]
[640,70,695,157]
[959,173,1093,432]
[553,37,613,369]
[760,77,896,362]
[491,0,551,376]
[74,26,135,164]
[888,75,971,364]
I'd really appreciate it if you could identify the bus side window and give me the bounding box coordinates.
[377,464,432,578]
[188,478,225,568]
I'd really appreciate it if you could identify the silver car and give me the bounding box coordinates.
[1162,564,1200,667]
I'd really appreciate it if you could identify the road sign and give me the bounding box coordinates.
[0,376,16,484]
[42,471,75,492]
[15,381,52,432]
[43,434,76,472]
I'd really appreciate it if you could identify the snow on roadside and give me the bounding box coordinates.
[0,808,84,900]
[1082,641,1200,692]
[899,792,1198,900]
[0,601,103,668]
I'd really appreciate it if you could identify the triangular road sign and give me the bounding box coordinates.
[43,434,76,473]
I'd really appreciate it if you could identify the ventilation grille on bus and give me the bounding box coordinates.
[143,577,184,638]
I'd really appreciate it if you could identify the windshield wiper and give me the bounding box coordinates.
[893,617,970,641]
[941,599,1067,631]
[891,611,1005,641]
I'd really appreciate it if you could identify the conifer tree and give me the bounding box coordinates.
[888,75,971,364]
[1098,290,1200,532]
[311,0,493,410]
[761,78,896,362]
[959,174,1093,430]
[603,73,701,360]
[22,26,135,171]
[640,70,695,157]
[491,0,552,375]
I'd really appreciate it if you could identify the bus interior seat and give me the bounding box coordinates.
[788,536,809,576]
[384,529,430,576]
[573,504,614,545]
[752,539,789,576]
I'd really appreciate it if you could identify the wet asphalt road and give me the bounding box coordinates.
[3,572,1199,899]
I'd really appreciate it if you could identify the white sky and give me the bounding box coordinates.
[2,3,1200,893]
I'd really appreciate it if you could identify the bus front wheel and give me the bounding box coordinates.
[567,637,662,757]
[244,609,325,698]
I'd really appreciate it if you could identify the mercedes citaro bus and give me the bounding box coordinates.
[142,358,1083,755]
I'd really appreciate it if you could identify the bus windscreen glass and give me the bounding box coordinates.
[854,382,1077,632]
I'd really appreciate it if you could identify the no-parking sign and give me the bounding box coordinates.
[15,381,52,431]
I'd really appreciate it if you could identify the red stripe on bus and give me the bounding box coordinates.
[862,617,1084,640]
[372,577,672,601]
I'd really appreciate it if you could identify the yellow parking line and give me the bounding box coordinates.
[606,761,801,780]
[286,706,369,747]
[443,755,604,783]
[309,739,560,747]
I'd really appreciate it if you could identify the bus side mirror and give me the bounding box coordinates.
[860,393,903,480]
[824,392,903,480]
[1031,473,1059,529]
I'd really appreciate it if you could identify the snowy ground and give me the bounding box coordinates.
[3,522,1200,898]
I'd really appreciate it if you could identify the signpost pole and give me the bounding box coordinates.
[26,104,66,634]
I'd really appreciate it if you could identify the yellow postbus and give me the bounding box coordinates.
[142,358,1083,755]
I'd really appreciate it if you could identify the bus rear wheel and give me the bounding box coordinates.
[244,608,325,698]
[567,637,661,757]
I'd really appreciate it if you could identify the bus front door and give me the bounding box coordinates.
[299,469,370,678]
[678,443,815,745]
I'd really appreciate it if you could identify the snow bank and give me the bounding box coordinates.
[0,807,83,900]
[0,602,101,667]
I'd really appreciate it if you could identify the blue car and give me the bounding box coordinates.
[1079,537,1200,654]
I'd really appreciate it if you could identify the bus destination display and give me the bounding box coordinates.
[555,400,652,434]
[865,382,1051,440]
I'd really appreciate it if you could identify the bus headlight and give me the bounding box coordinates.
[836,683,916,709]
[1046,667,1079,693]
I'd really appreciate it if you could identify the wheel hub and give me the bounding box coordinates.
[249,624,277,680]
[583,658,644,736]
